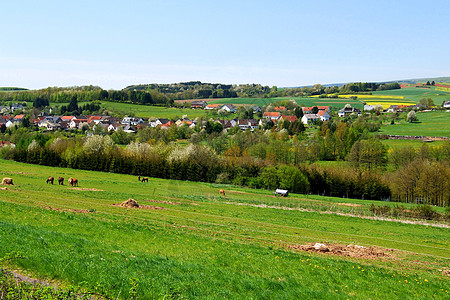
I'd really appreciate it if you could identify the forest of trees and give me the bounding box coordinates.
[0,81,402,106]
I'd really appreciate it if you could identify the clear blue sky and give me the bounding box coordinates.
[1,0,449,89]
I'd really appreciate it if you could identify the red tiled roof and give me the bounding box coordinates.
[263,112,281,117]
[281,115,298,122]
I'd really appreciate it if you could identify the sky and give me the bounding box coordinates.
[1,0,449,90]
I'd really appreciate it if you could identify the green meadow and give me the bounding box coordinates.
[379,111,450,137]
[0,159,448,299]
[98,102,208,120]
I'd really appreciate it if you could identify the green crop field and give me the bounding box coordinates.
[373,87,450,104]
[0,159,448,299]
[210,97,363,109]
[379,111,450,137]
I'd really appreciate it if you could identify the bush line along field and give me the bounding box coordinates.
[0,159,449,299]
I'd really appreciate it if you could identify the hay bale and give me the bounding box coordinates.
[120,199,140,208]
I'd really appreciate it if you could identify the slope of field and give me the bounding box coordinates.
[209,97,363,109]
[373,87,450,104]
[98,101,208,119]
[0,160,448,299]
[379,111,450,137]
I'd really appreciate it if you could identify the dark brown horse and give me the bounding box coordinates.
[46,176,54,184]
[58,177,64,185]
[68,177,78,187]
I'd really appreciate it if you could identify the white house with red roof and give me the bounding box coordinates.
[263,112,281,121]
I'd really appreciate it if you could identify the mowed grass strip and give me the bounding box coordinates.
[0,159,449,298]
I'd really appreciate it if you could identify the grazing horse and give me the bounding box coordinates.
[68,177,78,187]
[46,176,54,184]
[1,178,13,185]
[58,177,64,185]
[219,189,226,196]
[141,177,149,182]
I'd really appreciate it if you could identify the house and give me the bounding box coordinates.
[122,117,143,126]
[302,106,330,114]
[280,115,298,123]
[238,119,259,130]
[11,103,24,112]
[88,116,103,125]
[158,121,174,129]
[191,101,207,109]
[221,104,236,113]
[0,106,10,114]
[364,105,375,111]
[338,107,361,117]
[274,106,286,112]
[69,119,88,129]
[317,110,330,121]
[13,114,25,121]
[263,112,281,121]
[177,118,194,127]
[205,104,221,110]
[61,116,75,122]
[301,114,321,125]
[0,141,15,147]
[251,106,262,113]
[215,119,234,129]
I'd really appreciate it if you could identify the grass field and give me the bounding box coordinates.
[379,111,450,137]
[98,102,208,120]
[209,97,363,109]
[0,159,449,299]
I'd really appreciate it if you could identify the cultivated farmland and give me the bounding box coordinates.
[0,159,449,299]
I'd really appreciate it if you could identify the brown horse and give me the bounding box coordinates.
[141,177,148,182]
[46,176,54,184]
[219,189,226,196]
[68,177,78,187]
[58,177,64,185]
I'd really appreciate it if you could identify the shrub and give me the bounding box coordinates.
[413,205,437,220]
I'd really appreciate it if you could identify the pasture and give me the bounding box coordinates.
[0,159,449,299]
[83,101,208,120]
[379,111,450,137]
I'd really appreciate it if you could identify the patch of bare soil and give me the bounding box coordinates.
[69,188,104,191]
[289,243,394,259]
[113,199,165,210]
[144,199,180,205]
[337,203,362,207]
[0,187,9,191]
[44,206,93,214]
